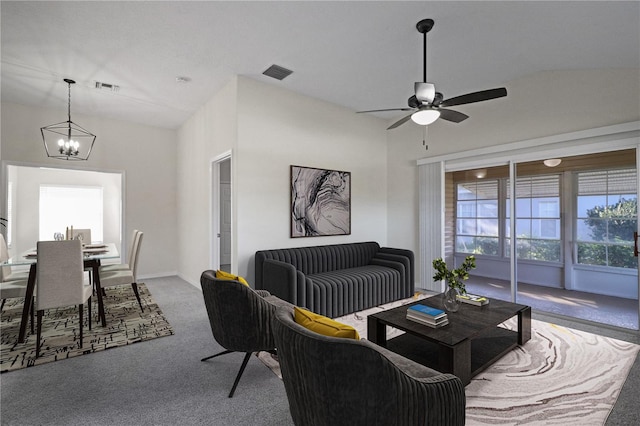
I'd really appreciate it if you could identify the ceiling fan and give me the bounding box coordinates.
[358,18,507,130]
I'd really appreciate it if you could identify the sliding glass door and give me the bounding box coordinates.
[444,151,639,329]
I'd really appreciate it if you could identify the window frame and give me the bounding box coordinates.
[455,174,562,264]
[38,184,105,243]
[574,167,637,270]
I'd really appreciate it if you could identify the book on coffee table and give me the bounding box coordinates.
[406,311,449,328]
[457,293,489,306]
[407,304,446,320]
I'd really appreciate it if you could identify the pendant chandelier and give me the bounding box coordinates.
[41,78,96,160]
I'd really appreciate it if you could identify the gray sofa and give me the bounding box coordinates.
[272,306,466,426]
[254,242,414,318]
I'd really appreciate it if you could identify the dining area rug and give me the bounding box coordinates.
[258,296,639,425]
[1,283,173,373]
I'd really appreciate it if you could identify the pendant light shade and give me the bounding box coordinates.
[41,79,96,161]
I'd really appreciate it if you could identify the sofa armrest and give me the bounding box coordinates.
[372,254,413,298]
[263,259,299,304]
[377,248,415,293]
[370,258,406,280]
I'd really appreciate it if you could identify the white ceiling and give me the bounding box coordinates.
[2,1,639,130]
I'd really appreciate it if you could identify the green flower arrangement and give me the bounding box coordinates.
[432,255,476,295]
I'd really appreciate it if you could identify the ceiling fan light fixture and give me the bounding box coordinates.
[411,109,440,125]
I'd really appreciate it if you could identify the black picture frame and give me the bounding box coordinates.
[290,165,351,238]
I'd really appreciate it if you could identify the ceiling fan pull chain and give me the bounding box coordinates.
[423,126,428,150]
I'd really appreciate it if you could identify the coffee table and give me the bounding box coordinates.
[367,293,531,385]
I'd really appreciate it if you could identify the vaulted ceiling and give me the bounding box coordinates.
[2,1,638,129]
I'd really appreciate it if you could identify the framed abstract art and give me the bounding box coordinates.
[290,165,351,237]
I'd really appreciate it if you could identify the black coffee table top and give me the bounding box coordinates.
[368,293,529,347]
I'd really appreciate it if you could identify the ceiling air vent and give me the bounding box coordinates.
[94,81,120,92]
[263,64,293,81]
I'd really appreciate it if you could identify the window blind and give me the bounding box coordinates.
[578,168,637,195]
[39,185,104,242]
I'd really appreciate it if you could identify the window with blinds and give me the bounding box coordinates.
[456,180,500,256]
[39,185,104,242]
[576,168,637,269]
[506,175,561,262]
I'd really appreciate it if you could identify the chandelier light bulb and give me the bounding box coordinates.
[57,138,80,155]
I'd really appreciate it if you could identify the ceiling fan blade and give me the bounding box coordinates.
[414,82,435,104]
[440,87,507,107]
[387,113,414,130]
[438,108,469,123]
[357,108,413,114]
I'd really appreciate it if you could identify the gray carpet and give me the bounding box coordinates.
[0,276,292,426]
[1,276,637,425]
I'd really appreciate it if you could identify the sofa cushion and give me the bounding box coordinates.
[215,269,249,287]
[294,307,360,340]
[308,265,401,318]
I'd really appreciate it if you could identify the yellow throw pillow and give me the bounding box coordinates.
[215,270,249,287]
[294,307,360,340]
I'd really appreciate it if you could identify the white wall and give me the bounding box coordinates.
[236,77,389,284]
[176,78,238,287]
[388,68,640,288]
[176,76,389,287]
[6,68,636,288]
[1,102,178,277]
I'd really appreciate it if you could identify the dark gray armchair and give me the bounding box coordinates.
[200,270,278,398]
[272,306,466,426]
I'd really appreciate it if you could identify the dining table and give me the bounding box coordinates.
[2,242,120,343]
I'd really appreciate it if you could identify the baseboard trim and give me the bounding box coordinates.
[138,271,178,280]
[176,273,201,290]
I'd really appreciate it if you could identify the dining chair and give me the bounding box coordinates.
[70,228,92,244]
[99,232,144,312]
[0,279,29,313]
[1,234,29,282]
[99,229,140,274]
[35,239,92,357]
[1,234,31,313]
[1,276,36,340]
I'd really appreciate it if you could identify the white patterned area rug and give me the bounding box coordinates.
[1,283,173,373]
[465,319,639,425]
[259,295,640,425]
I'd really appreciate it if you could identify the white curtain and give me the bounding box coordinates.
[419,161,444,291]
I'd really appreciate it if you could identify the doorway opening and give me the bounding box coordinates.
[211,153,232,273]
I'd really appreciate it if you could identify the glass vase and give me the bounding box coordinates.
[443,286,461,312]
